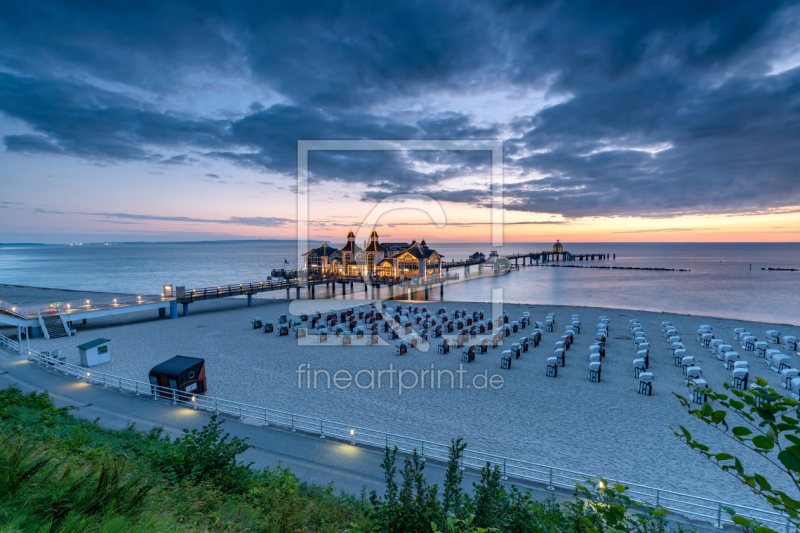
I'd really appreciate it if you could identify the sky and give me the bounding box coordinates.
[1,0,799,244]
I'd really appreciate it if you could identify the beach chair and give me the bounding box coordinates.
[263,320,274,333]
[783,336,798,351]
[279,324,289,336]
[395,340,408,356]
[692,379,709,404]
[670,342,685,357]
[732,368,749,390]
[638,373,653,395]
[438,339,450,354]
[462,345,476,363]
[503,325,511,338]
[545,319,553,333]
[491,333,500,348]
[590,343,605,357]
[572,321,581,334]
[767,330,781,344]
[341,332,351,345]
[771,353,791,372]
[595,332,606,347]
[555,348,565,367]
[733,327,744,340]
[295,326,307,338]
[668,335,681,345]
[661,321,672,333]
[724,351,740,370]
[318,329,328,343]
[520,337,529,352]
[709,339,723,354]
[717,344,733,360]
[561,335,572,350]
[252,317,263,329]
[511,343,521,359]
[501,351,512,369]
[479,338,488,354]
[743,336,757,352]
[355,326,365,339]
[300,312,308,322]
[469,326,477,338]
[782,368,800,389]
[701,333,713,347]
[590,353,601,364]
[633,358,646,378]
[586,361,601,382]
[637,349,650,369]
[681,356,696,375]
[754,341,768,357]
[673,348,685,367]
[278,314,288,325]
[546,357,558,377]
[686,366,702,384]
[638,342,650,357]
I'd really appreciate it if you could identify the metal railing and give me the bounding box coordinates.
[0,333,19,353]
[1,333,793,532]
[0,295,169,319]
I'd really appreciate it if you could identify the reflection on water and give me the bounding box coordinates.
[0,241,798,324]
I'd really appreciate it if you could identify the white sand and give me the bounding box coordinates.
[20,293,800,511]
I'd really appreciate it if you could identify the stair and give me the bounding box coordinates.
[42,315,69,339]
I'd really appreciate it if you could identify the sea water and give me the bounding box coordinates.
[0,241,798,324]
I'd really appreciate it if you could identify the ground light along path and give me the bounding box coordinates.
[11,296,800,526]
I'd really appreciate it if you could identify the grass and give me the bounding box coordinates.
[0,385,374,532]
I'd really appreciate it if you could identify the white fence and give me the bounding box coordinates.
[0,333,793,532]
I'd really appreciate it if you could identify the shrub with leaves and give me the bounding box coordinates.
[673,377,800,531]
[150,414,253,492]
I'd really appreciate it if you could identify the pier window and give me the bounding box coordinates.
[367,253,374,273]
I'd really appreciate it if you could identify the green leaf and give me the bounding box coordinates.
[778,450,800,474]
[715,453,734,462]
[754,474,773,492]
[701,403,713,417]
[753,435,775,450]
[730,400,745,410]
[786,435,800,447]
[712,410,727,424]
[732,427,753,437]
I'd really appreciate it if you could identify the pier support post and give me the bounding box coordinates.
[183,303,189,316]
[82,319,88,325]
[247,294,253,307]
[407,288,412,300]
[169,301,178,319]
[311,286,315,298]
[425,287,429,299]
[159,308,166,319]
[296,287,301,299]
[440,284,444,296]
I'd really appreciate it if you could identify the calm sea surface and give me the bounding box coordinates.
[1,241,798,324]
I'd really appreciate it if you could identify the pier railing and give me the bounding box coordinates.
[0,295,169,319]
[2,335,791,531]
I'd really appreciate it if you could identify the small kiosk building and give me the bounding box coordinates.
[78,338,111,367]
[148,355,207,398]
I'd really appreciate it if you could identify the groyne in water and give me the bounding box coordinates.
[536,264,690,272]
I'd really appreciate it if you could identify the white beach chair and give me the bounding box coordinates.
[673,348,685,367]
[589,361,601,382]
[633,358,646,378]
[783,336,798,351]
[702,333,714,348]
[771,353,791,372]
[709,339,723,354]
[590,353,601,364]
[555,348,565,367]
[724,351,740,369]
[546,357,558,377]
[782,368,800,389]
[638,372,654,395]
[692,379,709,404]
[686,366,702,384]
[681,356,695,375]
[755,341,768,358]
[717,344,733,361]
[766,330,781,344]
[661,321,672,332]
[732,368,749,390]
[670,342,685,357]
[743,335,756,351]
[733,327,745,341]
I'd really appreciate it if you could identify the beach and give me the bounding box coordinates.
[5,284,799,512]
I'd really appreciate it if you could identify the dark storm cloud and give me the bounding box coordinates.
[0,0,798,218]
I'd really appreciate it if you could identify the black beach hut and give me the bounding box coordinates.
[148,355,206,398]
